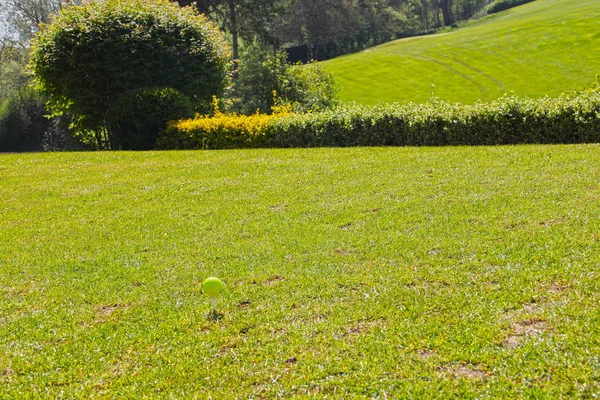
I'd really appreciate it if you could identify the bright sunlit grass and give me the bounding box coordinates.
[1,145,600,397]
[322,0,600,105]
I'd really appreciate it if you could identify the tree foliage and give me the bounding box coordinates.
[0,87,49,152]
[275,0,491,60]
[172,0,491,63]
[0,39,28,105]
[233,42,338,114]
[2,0,85,44]
[172,0,286,67]
[29,0,231,147]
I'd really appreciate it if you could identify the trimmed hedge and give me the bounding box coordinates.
[488,0,535,14]
[159,91,600,150]
[159,111,278,150]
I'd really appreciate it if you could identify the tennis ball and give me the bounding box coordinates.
[202,277,224,297]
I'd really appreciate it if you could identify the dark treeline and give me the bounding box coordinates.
[173,0,491,62]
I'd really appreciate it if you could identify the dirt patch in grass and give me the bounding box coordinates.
[521,303,544,314]
[336,282,368,294]
[406,279,450,290]
[503,301,546,320]
[4,282,37,299]
[416,349,436,360]
[504,318,551,349]
[343,319,385,337]
[444,364,488,380]
[502,299,555,348]
[0,368,14,384]
[88,303,130,324]
[97,303,126,315]
[504,334,522,349]
[269,204,286,212]
[333,248,352,256]
[237,300,251,308]
[549,283,570,293]
[262,276,285,286]
[270,326,288,336]
[216,344,237,357]
[539,217,566,227]
[512,319,549,335]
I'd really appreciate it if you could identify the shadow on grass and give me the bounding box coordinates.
[207,311,224,321]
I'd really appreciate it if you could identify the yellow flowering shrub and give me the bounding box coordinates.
[158,96,291,150]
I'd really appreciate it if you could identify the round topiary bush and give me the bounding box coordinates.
[29,0,230,147]
[107,87,194,150]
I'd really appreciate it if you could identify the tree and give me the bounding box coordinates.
[278,0,360,60]
[0,39,27,104]
[29,0,231,148]
[357,0,409,46]
[0,87,50,152]
[439,0,453,26]
[233,41,338,114]
[172,0,286,68]
[3,0,84,44]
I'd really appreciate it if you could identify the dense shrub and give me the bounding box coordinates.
[488,0,535,14]
[158,104,288,150]
[232,42,338,115]
[107,88,194,150]
[285,62,339,113]
[0,88,50,152]
[160,91,600,150]
[0,89,86,152]
[29,0,230,147]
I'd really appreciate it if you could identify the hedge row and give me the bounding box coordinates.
[159,91,600,150]
[488,0,535,14]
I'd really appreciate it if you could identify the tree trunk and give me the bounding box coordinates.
[423,1,429,31]
[228,0,239,70]
[440,0,452,26]
[195,0,209,14]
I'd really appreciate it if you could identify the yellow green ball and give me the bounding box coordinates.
[202,277,224,297]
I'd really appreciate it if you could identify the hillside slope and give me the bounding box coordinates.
[322,0,600,105]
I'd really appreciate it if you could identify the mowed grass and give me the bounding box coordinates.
[322,0,600,105]
[1,146,600,398]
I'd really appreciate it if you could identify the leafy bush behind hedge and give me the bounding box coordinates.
[488,0,535,14]
[232,43,338,115]
[159,91,600,150]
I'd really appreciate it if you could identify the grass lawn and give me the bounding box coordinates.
[1,145,600,398]
[322,0,600,105]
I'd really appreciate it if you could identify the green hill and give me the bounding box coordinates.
[322,0,600,105]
